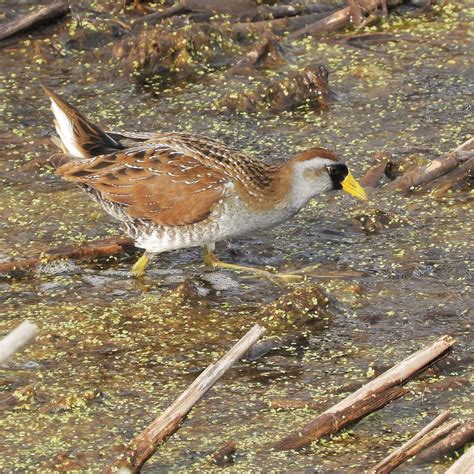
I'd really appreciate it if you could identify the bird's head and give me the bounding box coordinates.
[290,147,368,202]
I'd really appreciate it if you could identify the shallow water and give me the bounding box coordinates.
[0,1,473,472]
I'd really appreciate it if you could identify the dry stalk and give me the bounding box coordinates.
[103,324,266,473]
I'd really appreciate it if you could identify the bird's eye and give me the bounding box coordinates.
[327,164,349,189]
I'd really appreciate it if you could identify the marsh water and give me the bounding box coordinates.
[0,1,472,472]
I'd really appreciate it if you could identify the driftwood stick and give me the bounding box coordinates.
[414,418,474,464]
[383,137,474,192]
[211,440,237,465]
[0,0,70,42]
[370,411,456,473]
[0,321,39,364]
[445,445,474,474]
[273,335,455,450]
[102,324,266,473]
[0,236,135,277]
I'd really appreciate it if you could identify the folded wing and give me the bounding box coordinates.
[54,145,232,226]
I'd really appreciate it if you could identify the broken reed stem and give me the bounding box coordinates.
[0,236,135,277]
[445,445,474,474]
[0,321,38,365]
[0,0,70,41]
[414,418,474,464]
[370,411,457,473]
[273,335,455,450]
[102,324,266,474]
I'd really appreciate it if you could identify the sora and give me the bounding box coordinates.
[43,86,367,278]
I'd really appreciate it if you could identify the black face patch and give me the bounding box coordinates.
[327,163,348,190]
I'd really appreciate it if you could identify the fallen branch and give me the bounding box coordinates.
[273,335,455,450]
[445,445,474,474]
[0,0,70,42]
[0,321,38,365]
[0,236,135,277]
[371,411,459,473]
[211,440,237,465]
[102,324,266,473]
[414,418,474,464]
[383,137,474,192]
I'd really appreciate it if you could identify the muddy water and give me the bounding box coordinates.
[0,1,472,472]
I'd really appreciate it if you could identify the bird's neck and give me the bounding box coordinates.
[246,159,309,211]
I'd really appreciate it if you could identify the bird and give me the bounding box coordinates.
[43,86,367,279]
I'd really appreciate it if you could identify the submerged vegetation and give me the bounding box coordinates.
[0,0,472,471]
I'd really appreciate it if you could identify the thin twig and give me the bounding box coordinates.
[102,324,266,473]
[0,321,39,365]
[0,0,70,42]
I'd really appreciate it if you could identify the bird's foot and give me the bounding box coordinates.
[131,253,150,277]
[203,248,303,282]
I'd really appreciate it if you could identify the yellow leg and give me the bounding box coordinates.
[131,252,152,277]
[203,246,303,282]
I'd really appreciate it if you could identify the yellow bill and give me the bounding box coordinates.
[341,172,368,201]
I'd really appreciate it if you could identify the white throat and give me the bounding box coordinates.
[289,158,333,209]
